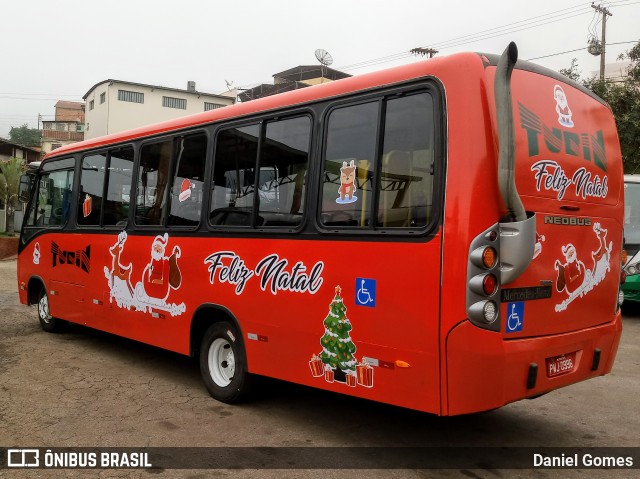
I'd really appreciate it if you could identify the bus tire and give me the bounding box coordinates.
[37,289,67,333]
[199,322,250,403]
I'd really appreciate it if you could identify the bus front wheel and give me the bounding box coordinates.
[37,290,67,333]
[199,322,250,403]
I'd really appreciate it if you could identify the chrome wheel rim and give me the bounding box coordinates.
[39,293,51,324]
[208,338,235,387]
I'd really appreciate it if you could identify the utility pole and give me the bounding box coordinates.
[410,47,438,58]
[592,2,612,81]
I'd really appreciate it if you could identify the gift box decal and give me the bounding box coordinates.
[309,354,324,377]
[356,361,374,388]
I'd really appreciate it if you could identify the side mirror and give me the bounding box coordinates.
[18,175,32,203]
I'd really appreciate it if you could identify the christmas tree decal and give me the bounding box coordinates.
[309,285,374,388]
[315,286,357,383]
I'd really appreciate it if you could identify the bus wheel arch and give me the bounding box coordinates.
[30,279,67,333]
[190,304,251,403]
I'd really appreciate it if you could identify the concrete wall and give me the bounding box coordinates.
[85,81,234,140]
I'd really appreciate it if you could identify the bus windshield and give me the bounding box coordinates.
[624,181,640,245]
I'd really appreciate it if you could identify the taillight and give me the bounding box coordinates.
[482,247,497,269]
[483,301,498,323]
[467,226,501,331]
[483,274,498,295]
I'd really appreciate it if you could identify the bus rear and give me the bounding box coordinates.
[445,44,624,415]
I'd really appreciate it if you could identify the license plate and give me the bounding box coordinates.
[546,352,576,377]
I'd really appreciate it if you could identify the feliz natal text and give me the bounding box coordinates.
[204,251,324,295]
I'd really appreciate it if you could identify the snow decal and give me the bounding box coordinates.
[554,223,612,312]
[104,232,186,317]
[309,286,373,388]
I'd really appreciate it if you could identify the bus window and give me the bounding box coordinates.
[35,169,74,227]
[77,154,106,226]
[136,141,172,225]
[104,147,134,227]
[210,125,259,227]
[321,102,378,227]
[377,92,434,228]
[258,116,310,227]
[168,134,207,227]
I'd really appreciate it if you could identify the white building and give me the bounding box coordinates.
[83,80,235,140]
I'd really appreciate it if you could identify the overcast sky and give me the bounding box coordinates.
[1,0,638,140]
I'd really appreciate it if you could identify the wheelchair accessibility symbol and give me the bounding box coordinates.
[356,278,376,307]
[506,302,524,333]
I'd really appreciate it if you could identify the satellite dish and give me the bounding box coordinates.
[315,49,334,67]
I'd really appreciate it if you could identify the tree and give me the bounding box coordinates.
[559,58,582,82]
[0,157,26,236]
[562,43,640,173]
[319,285,357,382]
[9,124,41,148]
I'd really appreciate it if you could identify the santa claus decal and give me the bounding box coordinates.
[104,232,186,316]
[554,223,612,312]
[554,84,574,128]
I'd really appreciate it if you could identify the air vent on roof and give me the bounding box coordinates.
[187,81,196,92]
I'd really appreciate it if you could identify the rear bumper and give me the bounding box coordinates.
[445,313,623,416]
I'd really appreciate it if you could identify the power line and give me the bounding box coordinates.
[338,0,639,72]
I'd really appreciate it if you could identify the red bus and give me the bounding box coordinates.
[17,43,624,415]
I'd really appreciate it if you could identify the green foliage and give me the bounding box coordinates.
[8,124,41,147]
[562,43,640,173]
[559,58,582,82]
[0,157,26,235]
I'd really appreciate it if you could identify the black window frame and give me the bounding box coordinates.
[23,157,76,232]
[76,145,135,230]
[206,111,314,233]
[315,80,444,238]
[133,129,210,231]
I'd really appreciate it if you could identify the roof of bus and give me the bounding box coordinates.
[41,49,599,165]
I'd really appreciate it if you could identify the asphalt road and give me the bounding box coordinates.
[0,258,638,479]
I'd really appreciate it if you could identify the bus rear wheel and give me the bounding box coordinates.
[199,322,250,403]
[37,290,67,333]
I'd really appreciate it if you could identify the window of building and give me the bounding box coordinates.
[44,123,52,130]
[162,96,187,110]
[204,102,224,111]
[320,90,436,230]
[210,116,311,228]
[89,100,94,110]
[76,124,84,132]
[100,92,106,104]
[118,90,144,104]
[55,123,66,131]
[51,143,62,151]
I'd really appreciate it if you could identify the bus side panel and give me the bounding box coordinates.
[435,55,505,415]
[197,236,443,413]
[20,231,444,413]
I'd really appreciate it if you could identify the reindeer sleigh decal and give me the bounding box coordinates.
[554,223,612,312]
[104,232,186,317]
